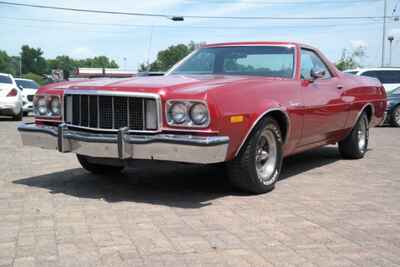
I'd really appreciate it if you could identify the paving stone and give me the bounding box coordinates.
[0,118,399,266]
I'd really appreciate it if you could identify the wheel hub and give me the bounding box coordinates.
[358,118,368,152]
[255,130,278,185]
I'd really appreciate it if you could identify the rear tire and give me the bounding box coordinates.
[77,154,124,174]
[338,113,369,159]
[390,105,400,127]
[227,117,283,194]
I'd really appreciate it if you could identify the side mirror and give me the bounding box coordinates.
[310,68,326,81]
[18,85,24,91]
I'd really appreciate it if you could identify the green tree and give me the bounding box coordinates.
[140,42,202,72]
[47,55,78,80]
[336,46,366,71]
[0,50,16,75]
[20,45,48,75]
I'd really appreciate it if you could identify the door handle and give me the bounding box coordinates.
[337,84,344,90]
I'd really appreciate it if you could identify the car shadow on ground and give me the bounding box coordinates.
[13,146,341,208]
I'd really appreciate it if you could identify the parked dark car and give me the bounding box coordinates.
[387,87,400,127]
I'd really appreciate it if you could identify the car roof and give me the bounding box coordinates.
[345,67,400,72]
[0,72,12,77]
[15,78,34,82]
[203,41,302,48]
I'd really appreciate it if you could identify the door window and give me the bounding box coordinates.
[301,49,332,80]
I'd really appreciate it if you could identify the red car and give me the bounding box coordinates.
[18,42,386,194]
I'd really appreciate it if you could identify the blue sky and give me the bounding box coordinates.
[0,0,399,70]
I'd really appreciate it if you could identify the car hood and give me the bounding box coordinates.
[21,88,38,96]
[43,75,287,97]
[388,95,400,101]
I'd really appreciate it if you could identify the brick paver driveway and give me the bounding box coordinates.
[0,117,399,266]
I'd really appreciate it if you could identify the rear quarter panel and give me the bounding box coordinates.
[341,73,386,129]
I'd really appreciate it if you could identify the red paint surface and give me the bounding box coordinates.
[35,42,387,160]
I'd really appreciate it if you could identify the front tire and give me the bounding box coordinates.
[338,113,369,159]
[390,105,400,127]
[227,117,283,194]
[77,154,124,174]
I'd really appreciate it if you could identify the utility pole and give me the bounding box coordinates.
[19,56,22,77]
[381,0,388,67]
[388,36,394,66]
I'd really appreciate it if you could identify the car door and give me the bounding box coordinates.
[298,48,349,146]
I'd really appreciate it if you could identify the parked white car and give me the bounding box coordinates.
[0,73,23,120]
[15,78,39,115]
[344,68,400,92]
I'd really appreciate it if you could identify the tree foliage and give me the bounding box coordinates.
[336,46,367,71]
[0,45,119,80]
[21,45,48,75]
[0,50,16,76]
[140,41,202,72]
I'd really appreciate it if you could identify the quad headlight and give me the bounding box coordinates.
[34,95,62,117]
[166,100,210,127]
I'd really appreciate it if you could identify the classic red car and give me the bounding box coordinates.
[18,42,387,194]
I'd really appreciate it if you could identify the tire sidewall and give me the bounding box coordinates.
[391,105,400,127]
[248,118,283,189]
[356,114,369,156]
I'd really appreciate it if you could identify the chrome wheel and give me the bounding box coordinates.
[357,117,368,152]
[394,107,400,126]
[255,129,278,185]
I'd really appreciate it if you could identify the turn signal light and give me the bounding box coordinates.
[6,88,18,97]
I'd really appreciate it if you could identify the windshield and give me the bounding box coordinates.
[0,75,12,84]
[170,46,295,78]
[15,79,39,89]
[362,70,400,84]
[389,87,400,96]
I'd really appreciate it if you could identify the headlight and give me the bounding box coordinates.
[50,97,61,115]
[36,96,47,116]
[190,103,208,125]
[167,100,210,127]
[34,95,62,117]
[169,102,187,124]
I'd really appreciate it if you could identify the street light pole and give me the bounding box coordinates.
[388,36,394,66]
[381,0,388,67]
[19,56,22,77]
[146,16,184,72]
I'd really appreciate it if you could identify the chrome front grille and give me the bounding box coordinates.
[63,91,160,132]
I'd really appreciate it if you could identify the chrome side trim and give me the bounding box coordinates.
[234,108,291,157]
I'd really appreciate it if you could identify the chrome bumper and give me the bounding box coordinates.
[17,123,229,164]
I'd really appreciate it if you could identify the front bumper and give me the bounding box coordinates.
[22,101,33,112]
[18,123,230,164]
